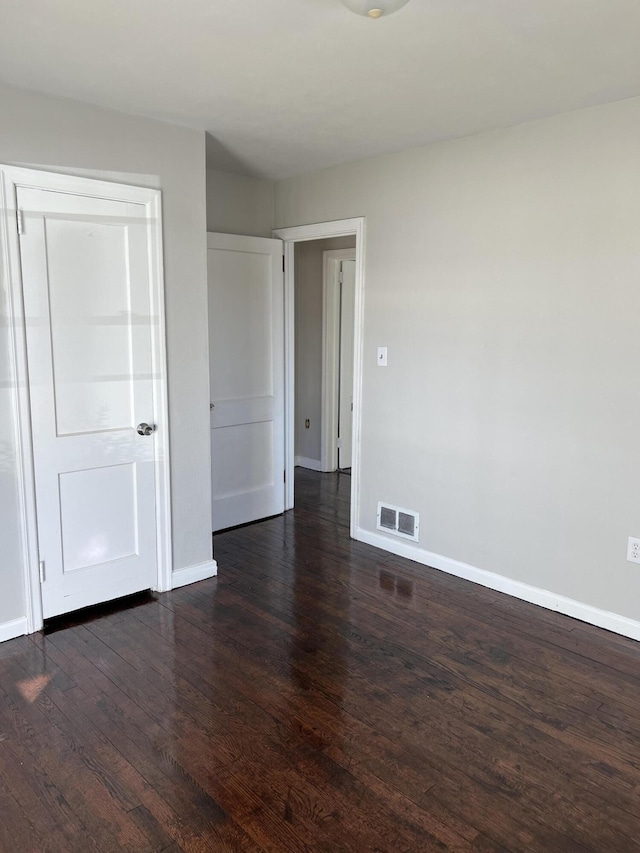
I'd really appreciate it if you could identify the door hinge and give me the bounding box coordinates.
[339,270,343,284]
[284,469,286,483]
[282,255,285,272]
[39,560,45,583]
[336,438,342,449]
[16,210,24,235]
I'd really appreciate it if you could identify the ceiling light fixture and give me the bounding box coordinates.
[340,0,411,18]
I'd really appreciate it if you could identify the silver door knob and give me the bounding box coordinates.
[136,423,155,436]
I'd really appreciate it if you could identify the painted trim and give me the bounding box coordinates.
[0,165,173,631]
[283,239,296,510]
[295,456,324,472]
[274,218,364,243]
[356,527,640,642]
[148,189,173,594]
[273,218,366,538]
[172,560,218,590]
[0,618,28,644]
[0,169,42,633]
[321,249,356,473]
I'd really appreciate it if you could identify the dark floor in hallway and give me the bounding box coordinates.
[2,468,640,851]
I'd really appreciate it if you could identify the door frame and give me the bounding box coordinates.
[0,165,173,634]
[321,248,356,473]
[273,217,365,539]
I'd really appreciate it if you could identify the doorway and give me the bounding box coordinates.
[292,238,355,476]
[274,218,365,539]
[1,166,172,631]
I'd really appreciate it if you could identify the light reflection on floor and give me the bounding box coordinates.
[16,672,53,703]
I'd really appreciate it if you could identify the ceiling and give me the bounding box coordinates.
[1,0,640,179]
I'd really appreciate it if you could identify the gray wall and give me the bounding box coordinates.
[0,83,211,627]
[276,96,640,622]
[206,169,273,237]
[295,237,356,464]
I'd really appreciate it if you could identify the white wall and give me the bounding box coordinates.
[206,169,273,237]
[294,237,356,464]
[275,96,640,626]
[0,83,211,629]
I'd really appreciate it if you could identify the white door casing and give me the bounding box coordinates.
[207,233,285,532]
[1,166,171,629]
[338,259,356,469]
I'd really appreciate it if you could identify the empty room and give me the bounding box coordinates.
[1,1,640,851]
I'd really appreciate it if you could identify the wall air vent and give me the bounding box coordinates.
[376,502,419,542]
[379,505,397,530]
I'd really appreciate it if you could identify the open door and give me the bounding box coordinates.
[208,233,284,532]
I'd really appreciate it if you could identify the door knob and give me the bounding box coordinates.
[136,423,155,436]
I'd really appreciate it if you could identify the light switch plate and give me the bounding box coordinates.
[377,346,388,367]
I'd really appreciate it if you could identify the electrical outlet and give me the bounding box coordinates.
[627,537,640,564]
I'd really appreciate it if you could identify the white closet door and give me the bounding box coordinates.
[208,233,284,531]
[18,186,159,618]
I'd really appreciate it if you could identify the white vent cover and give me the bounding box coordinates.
[376,502,419,542]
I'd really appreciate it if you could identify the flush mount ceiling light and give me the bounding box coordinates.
[340,0,411,18]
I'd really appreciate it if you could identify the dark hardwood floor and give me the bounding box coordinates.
[2,468,640,851]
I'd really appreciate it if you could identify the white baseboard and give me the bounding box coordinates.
[171,559,218,590]
[295,456,324,472]
[0,617,28,644]
[356,527,640,642]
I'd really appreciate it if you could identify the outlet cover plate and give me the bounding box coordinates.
[627,536,640,564]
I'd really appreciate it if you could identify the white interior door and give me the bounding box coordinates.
[18,186,159,618]
[208,233,284,532]
[338,259,356,469]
